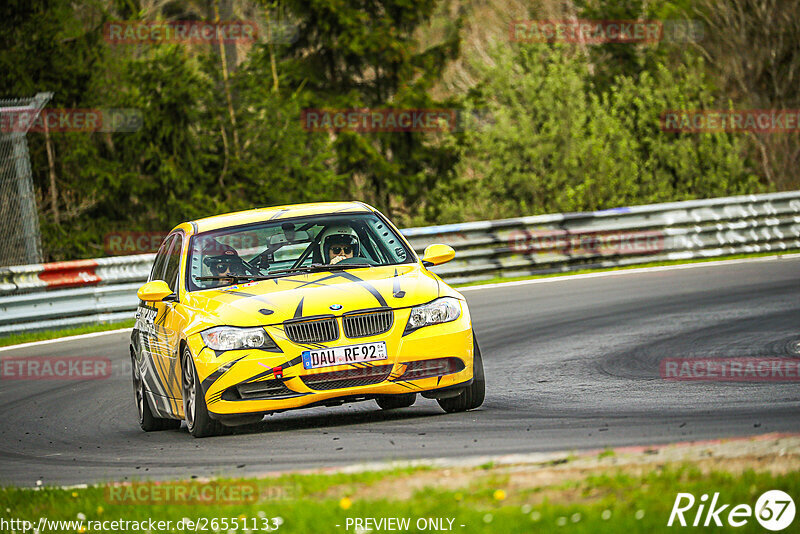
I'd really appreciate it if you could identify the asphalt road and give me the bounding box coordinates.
[1,257,799,486]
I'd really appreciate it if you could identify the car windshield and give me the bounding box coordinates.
[186,213,414,291]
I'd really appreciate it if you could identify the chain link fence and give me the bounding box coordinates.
[0,92,51,266]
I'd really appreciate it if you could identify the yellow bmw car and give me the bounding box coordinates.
[130,202,484,437]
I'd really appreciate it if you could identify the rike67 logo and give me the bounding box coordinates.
[668,490,795,531]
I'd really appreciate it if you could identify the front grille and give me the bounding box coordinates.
[284,317,338,343]
[399,357,464,380]
[301,365,393,390]
[342,308,393,338]
[223,379,295,400]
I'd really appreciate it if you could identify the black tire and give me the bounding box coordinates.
[376,393,416,410]
[131,353,181,431]
[182,347,228,438]
[437,332,486,413]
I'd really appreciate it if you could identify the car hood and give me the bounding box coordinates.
[183,264,441,328]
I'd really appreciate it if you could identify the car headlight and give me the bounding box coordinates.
[404,297,462,335]
[200,326,278,351]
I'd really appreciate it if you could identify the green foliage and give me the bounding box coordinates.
[0,0,776,262]
[2,0,346,260]
[432,43,761,223]
[227,52,347,209]
[281,0,463,222]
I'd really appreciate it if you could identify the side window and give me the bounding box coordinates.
[163,234,183,293]
[149,236,174,282]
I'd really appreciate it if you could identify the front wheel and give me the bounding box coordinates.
[131,353,180,431]
[437,332,485,413]
[182,348,227,438]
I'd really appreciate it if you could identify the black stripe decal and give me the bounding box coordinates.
[284,355,303,368]
[244,368,275,384]
[392,268,405,298]
[282,278,329,286]
[255,345,284,354]
[325,271,388,307]
[294,274,338,289]
[200,355,247,392]
[340,271,388,307]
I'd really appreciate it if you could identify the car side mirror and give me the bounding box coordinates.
[421,244,455,267]
[137,280,176,302]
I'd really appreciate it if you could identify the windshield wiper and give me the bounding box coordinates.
[322,263,373,270]
[195,263,374,286]
[266,263,373,276]
[195,275,277,282]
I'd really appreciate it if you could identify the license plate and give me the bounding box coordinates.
[302,342,388,370]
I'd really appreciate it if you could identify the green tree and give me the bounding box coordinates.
[434,43,760,223]
[280,0,462,223]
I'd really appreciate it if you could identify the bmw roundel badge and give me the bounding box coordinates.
[329,304,343,311]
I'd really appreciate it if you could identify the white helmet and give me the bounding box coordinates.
[319,225,360,262]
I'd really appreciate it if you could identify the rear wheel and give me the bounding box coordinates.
[182,348,228,438]
[131,353,180,431]
[376,393,416,410]
[437,332,485,413]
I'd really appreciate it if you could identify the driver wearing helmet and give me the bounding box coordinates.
[201,241,245,285]
[319,226,360,265]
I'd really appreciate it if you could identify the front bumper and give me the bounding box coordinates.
[186,306,474,417]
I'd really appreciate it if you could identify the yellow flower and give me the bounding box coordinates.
[339,497,352,510]
[71,492,78,498]
[493,489,506,501]
[96,506,104,515]
[454,492,463,501]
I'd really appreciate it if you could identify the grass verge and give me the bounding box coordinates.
[2,436,797,533]
[0,320,134,348]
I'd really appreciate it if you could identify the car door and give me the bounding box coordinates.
[147,232,187,412]
[134,235,175,418]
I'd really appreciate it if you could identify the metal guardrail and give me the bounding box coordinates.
[0,255,154,294]
[1,191,799,335]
